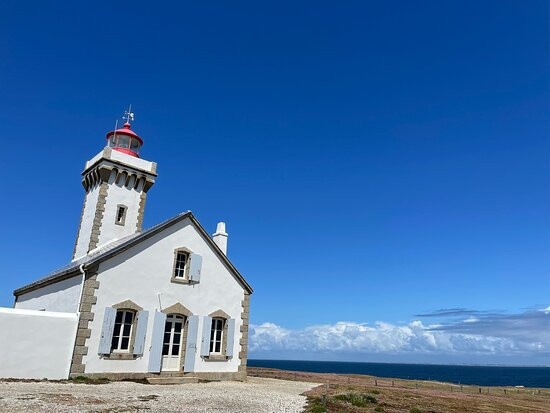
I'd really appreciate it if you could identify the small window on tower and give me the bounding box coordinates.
[115,205,127,226]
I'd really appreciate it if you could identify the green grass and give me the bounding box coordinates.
[68,376,110,384]
[410,408,422,413]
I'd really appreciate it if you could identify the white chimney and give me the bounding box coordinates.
[212,222,228,255]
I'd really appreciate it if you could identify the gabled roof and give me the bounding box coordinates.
[14,212,253,296]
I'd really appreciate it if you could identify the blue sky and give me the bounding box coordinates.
[0,1,549,365]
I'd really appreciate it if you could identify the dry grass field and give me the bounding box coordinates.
[248,367,550,413]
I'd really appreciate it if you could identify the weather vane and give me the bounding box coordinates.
[123,104,135,124]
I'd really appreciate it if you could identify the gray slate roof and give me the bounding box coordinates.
[14,212,252,296]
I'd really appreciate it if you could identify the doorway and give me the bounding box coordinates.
[161,314,185,372]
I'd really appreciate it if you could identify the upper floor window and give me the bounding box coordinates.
[111,310,135,352]
[174,251,188,279]
[209,317,225,355]
[115,205,127,226]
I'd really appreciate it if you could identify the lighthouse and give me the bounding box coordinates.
[72,110,157,260]
[7,109,253,382]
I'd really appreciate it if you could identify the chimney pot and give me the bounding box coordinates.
[212,221,228,255]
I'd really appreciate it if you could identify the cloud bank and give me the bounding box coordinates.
[249,307,550,365]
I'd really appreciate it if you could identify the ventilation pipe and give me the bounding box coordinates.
[212,222,228,255]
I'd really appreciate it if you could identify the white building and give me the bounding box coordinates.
[3,118,252,381]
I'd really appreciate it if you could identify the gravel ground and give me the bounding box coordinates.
[0,377,318,413]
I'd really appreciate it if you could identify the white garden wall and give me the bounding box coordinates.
[0,308,78,379]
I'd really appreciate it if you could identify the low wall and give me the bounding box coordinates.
[0,308,78,379]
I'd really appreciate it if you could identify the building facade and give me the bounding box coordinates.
[7,119,252,381]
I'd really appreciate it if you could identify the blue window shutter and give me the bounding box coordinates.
[184,315,200,372]
[200,316,212,357]
[133,310,149,356]
[147,311,166,372]
[226,318,236,358]
[188,253,202,282]
[98,307,116,355]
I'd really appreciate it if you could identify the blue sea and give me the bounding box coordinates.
[249,359,550,388]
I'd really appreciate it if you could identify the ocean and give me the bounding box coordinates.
[248,359,550,388]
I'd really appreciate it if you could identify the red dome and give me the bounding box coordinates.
[105,122,143,157]
[106,122,144,145]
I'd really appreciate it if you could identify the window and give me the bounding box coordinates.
[115,205,127,225]
[117,135,130,149]
[108,135,117,147]
[173,251,188,279]
[209,318,225,354]
[130,138,141,155]
[111,310,135,352]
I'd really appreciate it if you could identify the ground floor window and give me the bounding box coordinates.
[111,310,135,352]
[210,317,225,354]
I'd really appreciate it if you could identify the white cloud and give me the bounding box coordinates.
[249,306,550,359]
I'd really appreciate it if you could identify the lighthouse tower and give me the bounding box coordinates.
[72,112,157,260]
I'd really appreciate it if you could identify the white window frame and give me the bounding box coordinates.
[111,309,135,353]
[210,318,225,355]
[173,251,189,279]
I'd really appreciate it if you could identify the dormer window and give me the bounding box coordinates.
[115,205,127,226]
[174,251,188,279]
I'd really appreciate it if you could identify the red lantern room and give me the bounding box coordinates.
[106,121,143,158]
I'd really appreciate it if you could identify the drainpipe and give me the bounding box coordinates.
[157,292,163,311]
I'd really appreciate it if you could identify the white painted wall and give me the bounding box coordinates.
[109,149,156,172]
[0,308,78,379]
[84,147,156,175]
[73,183,100,260]
[95,169,143,248]
[74,148,156,260]
[83,217,245,374]
[15,275,82,312]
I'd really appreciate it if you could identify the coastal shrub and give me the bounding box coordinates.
[309,404,326,413]
[371,389,380,394]
[410,408,422,413]
[364,395,377,404]
[334,394,351,402]
[306,397,327,413]
[333,393,377,407]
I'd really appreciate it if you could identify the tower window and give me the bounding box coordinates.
[115,205,127,226]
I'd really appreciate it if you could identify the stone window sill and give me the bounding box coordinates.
[103,353,137,360]
[203,355,229,361]
[171,277,193,285]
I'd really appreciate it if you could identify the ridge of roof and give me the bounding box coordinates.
[14,211,252,296]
